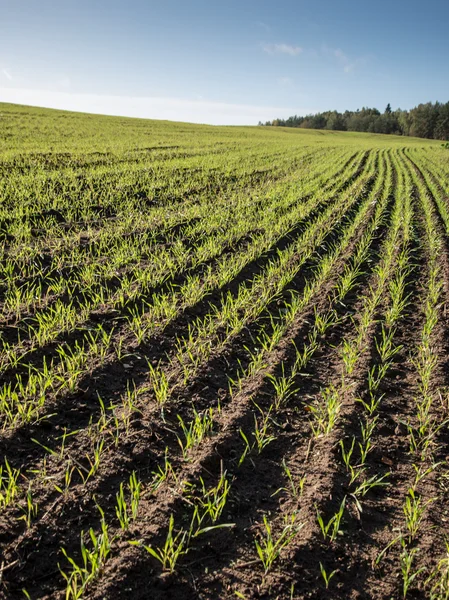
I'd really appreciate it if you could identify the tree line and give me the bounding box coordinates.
[259,101,449,140]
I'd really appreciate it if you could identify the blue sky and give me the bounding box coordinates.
[1,0,448,124]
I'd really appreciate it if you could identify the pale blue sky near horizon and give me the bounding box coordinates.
[1,0,448,124]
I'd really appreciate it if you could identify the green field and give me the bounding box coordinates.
[1,103,449,599]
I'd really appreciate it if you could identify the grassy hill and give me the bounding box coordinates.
[1,103,449,600]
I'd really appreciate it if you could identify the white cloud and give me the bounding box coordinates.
[263,43,302,56]
[332,48,356,72]
[0,87,311,126]
[278,77,293,86]
[321,44,366,73]
[333,48,348,62]
[255,21,271,32]
[1,68,13,81]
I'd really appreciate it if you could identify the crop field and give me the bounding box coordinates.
[2,103,449,600]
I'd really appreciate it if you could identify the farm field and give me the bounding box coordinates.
[2,103,449,599]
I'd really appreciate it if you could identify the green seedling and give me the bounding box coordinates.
[115,471,142,530]
[254,513,303,573]
[60,510,112,599]
[177,408,214,459]
[320,562,338,589]
[0,458,21,510]
[131,515,187,573]
[272,459,306,499]
[316,496,346,542]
